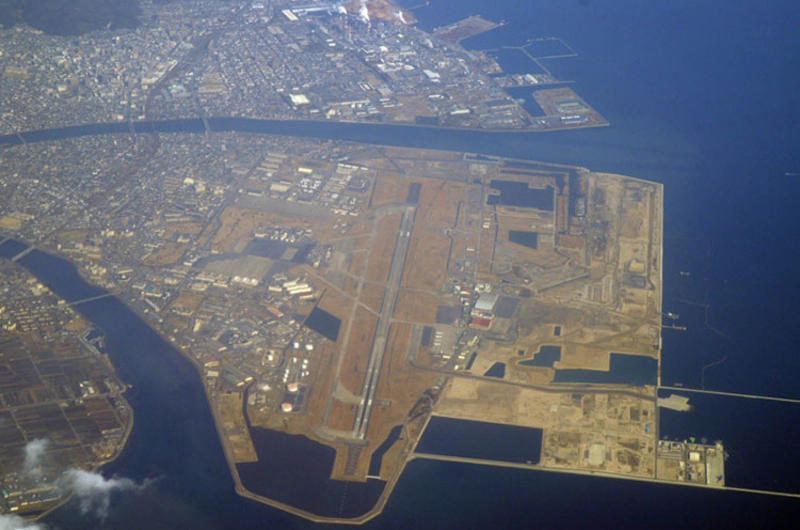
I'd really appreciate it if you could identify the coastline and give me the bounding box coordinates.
[4,145,792,522]
[1,152,665,524]
[0,240,136,522]
[28,393,136,523]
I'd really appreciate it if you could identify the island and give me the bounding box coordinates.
[0,129,723,523]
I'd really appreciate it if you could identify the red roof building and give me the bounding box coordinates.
[470,316,492,330]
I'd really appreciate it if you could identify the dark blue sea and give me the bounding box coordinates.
[1,0,799,527]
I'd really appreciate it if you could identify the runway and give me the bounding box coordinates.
[352,205,417,440]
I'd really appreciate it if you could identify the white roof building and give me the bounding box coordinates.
[475,292,500,312]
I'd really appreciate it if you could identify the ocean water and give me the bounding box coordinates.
[0,0,798,527]
[411,0,800,400]
[416,417,542,463]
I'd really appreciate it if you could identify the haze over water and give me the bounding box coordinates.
[2,0,798,528]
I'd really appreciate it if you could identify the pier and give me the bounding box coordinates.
[411,453,800,499]
[659,385,800,405]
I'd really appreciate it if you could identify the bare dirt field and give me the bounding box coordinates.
[360,282,385,314]
[394,290,440,324]
[402,226,449,291]
[142,242,186,266]
[371,173,408,207]
[210,206,313,252]
[217,392,257,463]
[339,307,378,398]
[364,213,401,284]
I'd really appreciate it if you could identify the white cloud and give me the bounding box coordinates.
[60,470,150,521]
[12,439,153,524]
[0,514,48,530]
[22,439,50,479]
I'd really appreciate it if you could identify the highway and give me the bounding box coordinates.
[409,358,657,402]
[352,206,417,439]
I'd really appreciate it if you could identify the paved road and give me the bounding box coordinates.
[410,359,657,402]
